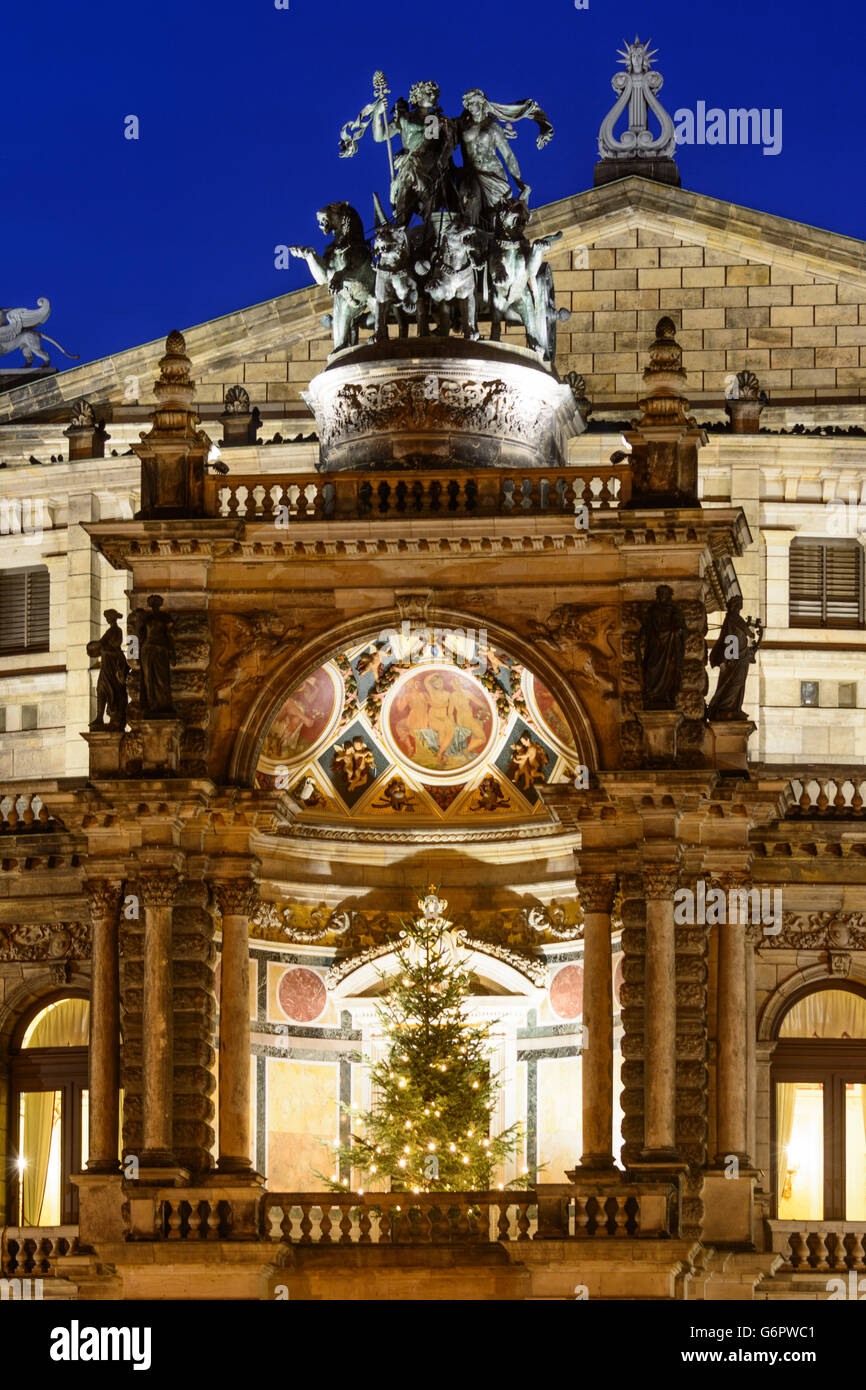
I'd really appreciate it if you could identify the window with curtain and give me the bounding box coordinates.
[10,997,90,1227]
[789,538,864,629]
[0,565,50,653]
[773,987,866,1221]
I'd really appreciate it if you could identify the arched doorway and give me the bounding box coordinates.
[772,983,866,1221]
[8,995,89,1226]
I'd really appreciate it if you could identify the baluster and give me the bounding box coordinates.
[828,1230,847,1272]
[816,782,830,813]
[339,1203,353,1246]
[260,484,275,520]
[225,485,240,520]
[358,1205,372,1245]
[834,781,848,813]
[278,1204,293,1242]
[166,1202,184,1240]
[6,800,19,831]
[378,1206,391,1244]
[853,783,864,812]
[514,1202,531,1242]
[318,1203,333,1244]
[786,1230,805,1269]
[848,1231,866,1270]
[21,798,35,830]
[574,1196,590,1237]
[299,1203,313,1244]
[496,1202,510,1242]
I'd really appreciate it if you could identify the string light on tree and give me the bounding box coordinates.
[317,889,531,1193]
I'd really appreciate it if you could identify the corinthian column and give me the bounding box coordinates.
[213,880,256,1173]
[84,879,123,1172]
[642,866,680,1161]
[138,870,180,1166]
[579,874,617,1169]
[715,873,749,1164]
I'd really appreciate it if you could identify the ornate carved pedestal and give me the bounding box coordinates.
[132,718,184,776]
[636,709,683,765]
[302,338,586,472]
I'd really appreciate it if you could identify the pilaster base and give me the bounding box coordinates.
[701,1170,757,1245]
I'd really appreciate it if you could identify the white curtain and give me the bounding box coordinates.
[780,989,866,1039]
[776,1082,796,1204]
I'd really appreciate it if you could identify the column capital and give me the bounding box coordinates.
[137,869,181,908]
[642,865,679,899]
[83,878,124,921]
[212,879,258,918]
[579,874,617,913]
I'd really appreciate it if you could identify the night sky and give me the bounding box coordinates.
[4,0,862,368]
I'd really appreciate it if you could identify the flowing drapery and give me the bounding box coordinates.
[780,989,866,1039]
[20,1090,60,1224]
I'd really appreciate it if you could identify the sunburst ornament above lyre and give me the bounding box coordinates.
[597,35,677,162]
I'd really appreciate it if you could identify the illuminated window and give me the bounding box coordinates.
[773,986,866,1221]
[10,997,90,1227]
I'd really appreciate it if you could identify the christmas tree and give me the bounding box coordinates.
[321,892,529,1193]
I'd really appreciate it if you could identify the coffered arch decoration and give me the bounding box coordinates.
[238,614,597,821]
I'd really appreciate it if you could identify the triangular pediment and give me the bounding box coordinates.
[2,176,864,424]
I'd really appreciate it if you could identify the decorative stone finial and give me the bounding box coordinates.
[725,370,768,433]
[133,330,212,518]
[595,37,680,188]
[64,396,110,460]
[219,384,261,447]
[623,318,706,507]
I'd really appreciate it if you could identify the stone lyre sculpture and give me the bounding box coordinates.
[86,610,130,731]
[639,584,687,709]
[290,69,565,361]
[595,37,680,188]
[129,595,177,717]
[707,597,763,721]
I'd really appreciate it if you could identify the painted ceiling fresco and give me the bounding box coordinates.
[255,635,580,821]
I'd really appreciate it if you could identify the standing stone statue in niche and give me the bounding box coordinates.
[639,584,687,709]
[86,609,130,731]
[706,597,763,721]
[289,204,376,353]
[129,595,177,717]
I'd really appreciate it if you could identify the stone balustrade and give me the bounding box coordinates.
[0,792,58,834]
[785,775,866,818]
[768,1220,866,1272]
[204,465,630,523]
[1,1226,79,1276]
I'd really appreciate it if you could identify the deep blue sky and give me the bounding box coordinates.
[4,0,862,368]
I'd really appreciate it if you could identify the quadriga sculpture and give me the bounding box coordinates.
[371,223,419,341]
[289,204,375,353]
[488,199,564,363]
[419,212,483,339]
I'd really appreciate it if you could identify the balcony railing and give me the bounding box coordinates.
[204,466,630,523]
[0,792,60,834]
[1,1226,79,1276]
[768,1220,866,1272]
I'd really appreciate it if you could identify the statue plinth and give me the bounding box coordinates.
[81,729,125,778]
[131,718,184,776]
[636,709,683,765]
[709,718,756,773]
[594,157,681,188]
[725,398,765,434]
[302,338,585,472]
